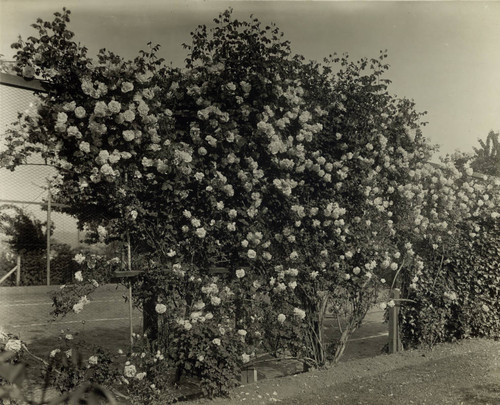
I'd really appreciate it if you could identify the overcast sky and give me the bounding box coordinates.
[1,0,500,157]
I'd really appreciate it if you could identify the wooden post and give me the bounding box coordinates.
[46,181,51,286]
[388,288,402,353]
[127,232,132,273]
[16,255,21,286]
[128,283,133,349]
[127,232,134,349]
[241,367,258,384]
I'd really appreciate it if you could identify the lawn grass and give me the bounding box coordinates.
[286,342,500,404]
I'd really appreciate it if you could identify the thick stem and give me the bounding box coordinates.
[143,292,159,342]
[333,328,351,362]
[306,293,330,366]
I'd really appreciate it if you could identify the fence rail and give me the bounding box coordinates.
[0,256,21,286]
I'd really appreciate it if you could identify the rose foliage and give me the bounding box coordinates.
[399,152,500,347]
[1,8,499,397]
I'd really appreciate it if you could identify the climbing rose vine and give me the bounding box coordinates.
[1,7,499,398]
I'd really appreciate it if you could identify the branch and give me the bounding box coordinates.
[390,257,406,291]
[431,244,446,289]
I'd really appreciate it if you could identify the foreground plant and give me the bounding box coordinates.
[0,330,118,404]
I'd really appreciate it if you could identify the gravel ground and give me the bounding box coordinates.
[184,339,500,405]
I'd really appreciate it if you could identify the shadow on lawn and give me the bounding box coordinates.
[28,325,137,359]
[461,383,500,404]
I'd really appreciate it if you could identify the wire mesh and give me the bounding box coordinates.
[0,77,84,285]
[0,73,141,354]
[0,81,39,134]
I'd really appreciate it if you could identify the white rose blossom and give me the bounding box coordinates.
[121,82,134,93]
[73,253,85,264]
[196,227,207,238]
[73,302,84,314]
[135,372,147,381]
[79,141,91,153]
[124,364,137,378]
[5,339,22,352]
[293,308,306,320]
[74,106,86,118]
[155,303,167,314]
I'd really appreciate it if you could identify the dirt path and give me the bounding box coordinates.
[185,339,500,405]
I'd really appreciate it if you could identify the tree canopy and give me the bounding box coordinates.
[0,205,46,253]
[472,130,500,177]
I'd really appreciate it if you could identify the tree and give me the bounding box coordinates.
[0,205,46,253]
[0,206,75,285]
[0,205,50,285]
[471,130,500,177]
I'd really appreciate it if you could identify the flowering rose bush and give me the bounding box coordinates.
[2,7,500,398]
[367,143,500,347]
[46,332,120,394]
[0,329,121,404]
[116,334,178,404]
[395,158,500,347]
[0,328,177,404]
[50,253,118,317]
[0,331,28,401]
[166,315,244,397]
[0,331,26,384]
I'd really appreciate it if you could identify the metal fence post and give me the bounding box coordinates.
[16,255,21,286]
[127,232,134,349]
[46,180,51,286]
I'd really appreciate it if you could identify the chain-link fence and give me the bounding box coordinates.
[0,72,90,286]
[0,164,84,285]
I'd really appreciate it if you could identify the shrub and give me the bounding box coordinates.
[401,217,500,346]
[3,6,500,399]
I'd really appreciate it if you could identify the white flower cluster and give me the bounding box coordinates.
[72,295,90,314]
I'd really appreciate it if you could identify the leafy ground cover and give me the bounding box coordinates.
[184,338,500,405]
